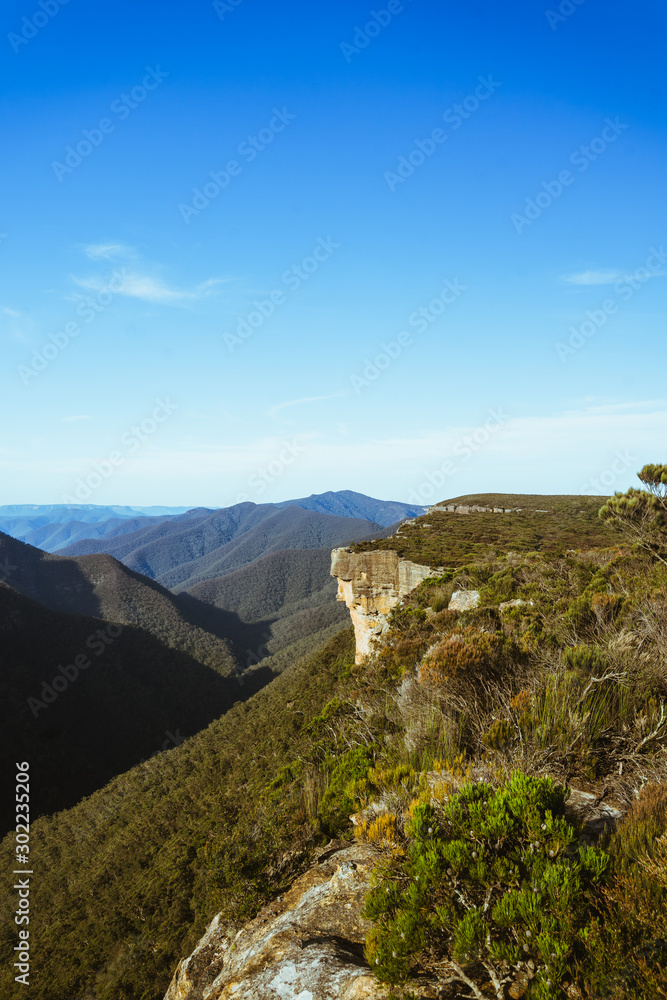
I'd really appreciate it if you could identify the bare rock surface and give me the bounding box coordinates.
[164,841,388,1000]
[448,589,480,612]
[330,548,440,663]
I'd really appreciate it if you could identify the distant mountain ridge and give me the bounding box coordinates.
[0,491,425,553]
[273,490,425,526]
[0,501,190,524]
[61,503,392,590]
[58,503,397,670]
[180,547,349,667]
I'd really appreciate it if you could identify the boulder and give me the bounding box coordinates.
[448,589,480,612]
[565,788,625,843]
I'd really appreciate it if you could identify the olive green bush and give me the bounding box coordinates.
[363,774,607,999]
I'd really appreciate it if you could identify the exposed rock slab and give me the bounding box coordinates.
[164,842,388,1000]
[448,589,480,612]
[330,548,440,663]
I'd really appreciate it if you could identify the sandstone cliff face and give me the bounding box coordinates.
[330,548,440,663]
[163,841,387,1000]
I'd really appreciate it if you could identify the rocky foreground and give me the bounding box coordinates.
[164,841,387,1000]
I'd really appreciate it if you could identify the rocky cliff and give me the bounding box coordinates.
[163,840,388,1000]
[330,547,440,663]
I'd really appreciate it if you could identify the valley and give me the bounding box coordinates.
[0,492,420,834]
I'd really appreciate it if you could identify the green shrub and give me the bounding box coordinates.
[363,774,607,998]
[318,746,375,835]
[561,644,608,675]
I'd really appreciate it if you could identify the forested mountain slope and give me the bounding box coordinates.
[0,531,237,675]
[63,503,387,590]
[0,583,269,833]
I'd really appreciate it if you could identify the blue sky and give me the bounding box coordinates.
[1,0,665,506]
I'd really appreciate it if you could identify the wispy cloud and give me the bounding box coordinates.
[72,271,229,305]
[83,242,137,261]
[562,269,627,285]
[2,306,21,318]
[75,244,236,304]
[268,392,346,416]
[562,267,666,285]
[53,402,662,500]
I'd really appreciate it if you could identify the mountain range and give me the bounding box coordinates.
[0,580,268,832]
[0,491,419,833]
[1,491,424,553]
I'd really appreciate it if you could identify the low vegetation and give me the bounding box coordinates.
[350,494,614,567]
[363,774,608,999]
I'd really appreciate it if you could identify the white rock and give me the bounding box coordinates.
[448,590,480,612]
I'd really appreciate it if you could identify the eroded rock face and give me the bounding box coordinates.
[164,842,388,1000]
[330,548,440,663]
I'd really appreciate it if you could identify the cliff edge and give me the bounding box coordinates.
[330,547,440,663]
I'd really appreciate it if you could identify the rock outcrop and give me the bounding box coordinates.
[428,503,520,514]
[330,548,440,663]
[163,841,387,1000]
[448,589,480,612]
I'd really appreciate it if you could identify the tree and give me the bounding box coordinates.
[599,464,667,567]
